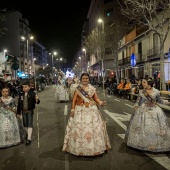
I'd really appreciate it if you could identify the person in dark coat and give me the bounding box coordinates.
[17,81,40,146]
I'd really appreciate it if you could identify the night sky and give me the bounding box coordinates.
[1,0,92,68]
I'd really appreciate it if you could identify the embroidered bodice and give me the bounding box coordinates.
[0,96,16,111]
[134,88,168,107]
[79,84,96,98]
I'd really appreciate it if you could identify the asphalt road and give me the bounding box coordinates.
[0,85,170,170]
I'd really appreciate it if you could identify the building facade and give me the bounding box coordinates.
[0,10,48,80]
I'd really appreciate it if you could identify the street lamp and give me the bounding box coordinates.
[33,58,36,76]
[21,36,34,74]
[82,48,87,72]
[49,51,57,77]
[55,57,63,71]
[97,18,105,98]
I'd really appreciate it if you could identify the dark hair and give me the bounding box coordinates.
[143,77,154,87]
[1,87,10,95]
[80,73,90,81]
[22,80,30,86]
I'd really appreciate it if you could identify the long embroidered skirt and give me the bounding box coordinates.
[62,105,111,156]
[0,107,21,148]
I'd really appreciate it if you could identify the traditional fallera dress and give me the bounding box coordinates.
[62,84,111,156]
[125,88,170,152]
[55,76,69,102]
[0,96,21,148]
[69,78,79,100]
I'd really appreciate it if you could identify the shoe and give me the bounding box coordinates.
[25,140,31,146]
[20,140,25,144]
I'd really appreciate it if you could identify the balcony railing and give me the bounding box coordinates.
[118,53,145,66]
[118,56,131,66]
[147,47,160,60]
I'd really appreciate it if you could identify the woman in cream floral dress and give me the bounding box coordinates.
[62,73,111,156]
[125,77,170,152]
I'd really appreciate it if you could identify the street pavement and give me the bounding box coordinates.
[0,85,170,170]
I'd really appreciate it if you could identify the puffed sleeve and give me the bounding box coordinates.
[71,90,78,110]
[156,90,170,105]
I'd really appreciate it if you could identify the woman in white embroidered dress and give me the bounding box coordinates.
[125,78,170,152]
[62,73,111,156]
[55,72,69,102]
[0,87,21,148]
[69,76,79,100]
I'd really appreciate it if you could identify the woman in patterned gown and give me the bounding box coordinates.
[125,77,170,152]
[0,87,21,148]
[69,75,79,100]
[62,73,111,156]
[55,72,69,102]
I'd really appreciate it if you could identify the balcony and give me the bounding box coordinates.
[136,53,145,63]
[118,56,131,66]
[147,47,160,61]
[118,53,146,66]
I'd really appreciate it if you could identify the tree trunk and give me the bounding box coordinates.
[160,43,166,90]
[114,50,119,84]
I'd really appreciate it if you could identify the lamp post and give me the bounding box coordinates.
[82,48,86,72]
[21,36,34,74]
[49,51,57,78]
[33,58,36,77]
[55,57,63,71]
[97,18,105,98]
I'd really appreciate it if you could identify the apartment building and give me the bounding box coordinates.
[84,0,128,78]
[118,16,170,82]
[0,9,48,79]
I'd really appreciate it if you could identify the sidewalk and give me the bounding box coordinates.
[104,87,170,111]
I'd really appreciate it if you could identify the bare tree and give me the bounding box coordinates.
[105,20,132,83]
[118,0,170,90]
[83,28,105,59]
[83,27,106,96]
[0,9,7,38]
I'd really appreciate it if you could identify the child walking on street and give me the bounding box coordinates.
[17,81,40,146]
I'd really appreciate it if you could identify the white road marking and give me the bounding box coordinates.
[107,95,111,98]
[35,104,40,148]
[65,153,69,170]
[114,99,120,102]
[64,105,68,115]
[63,105,69,170]
[104,110,170,170]
[125,104,134,108]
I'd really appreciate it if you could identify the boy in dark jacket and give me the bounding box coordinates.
[17,81,40,146]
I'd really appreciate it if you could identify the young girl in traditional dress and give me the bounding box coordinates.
[62,73,111,156]
[0,87,21,148]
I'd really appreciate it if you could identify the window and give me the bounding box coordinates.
[138,42,142,61]
[105,48,112,55]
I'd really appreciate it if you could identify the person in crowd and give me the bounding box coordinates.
[17,81,40,146]
[62,73,111,156]
[130,73,136,84]
[125,77,170,152]
[69,75,79,100]
[119,78,132,98]
[132,78,143,100]
[0,87,21,148]
[133,78,143,94]
[55,72,69,102]
[115,78,125,96]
